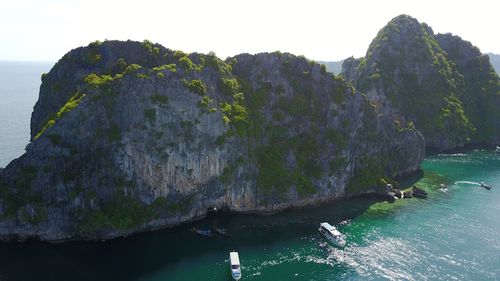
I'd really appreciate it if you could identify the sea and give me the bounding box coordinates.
[0,61,53,168]
[0,61,499,281]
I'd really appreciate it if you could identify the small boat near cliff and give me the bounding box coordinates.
[319,222,346,247]
[229,252,242,280]
[213,225,228,236]
[480,182,492,190]
[191,227,214,237]
[412,186,428,198]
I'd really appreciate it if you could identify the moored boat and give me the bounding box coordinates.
[412,186,428,198]
[213,225,227,236]
[496,146,500,153]
[480,182,492,190]
[319,222,346,247]
[229,251,242,280]
[191,227,214,237]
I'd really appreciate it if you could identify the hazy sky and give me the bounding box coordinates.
[1,0,499,62]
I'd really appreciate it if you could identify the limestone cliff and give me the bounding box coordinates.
[435,34,500,144]
[0,40,424,241]
[342,15,500,150]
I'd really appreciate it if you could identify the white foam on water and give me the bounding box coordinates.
[306,235,420,281]
[339,219,351,226]
[438,153,467,157]
[249,271,261,277]
[454,181,481,186]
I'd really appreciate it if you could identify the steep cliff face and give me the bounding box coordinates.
[342,15,500,150]
[0,40,424,241]
[435,34,500,144]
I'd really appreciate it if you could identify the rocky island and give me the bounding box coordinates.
[0,14,498,242]
[342,15,500,150]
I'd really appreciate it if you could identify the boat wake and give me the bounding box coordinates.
[454,181,481,186]
[338,219,351,226]
[437,153,467,157]
[308,237,419,281]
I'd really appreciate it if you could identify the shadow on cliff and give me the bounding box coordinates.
[397,169,424,189]
[0,195,391,281]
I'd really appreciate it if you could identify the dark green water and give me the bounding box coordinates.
[1,150,499,280]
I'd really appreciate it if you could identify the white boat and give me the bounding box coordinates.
[319,222,346,247]
[496,146,500,153]
[229,251,242,280]
[480,181,492,190]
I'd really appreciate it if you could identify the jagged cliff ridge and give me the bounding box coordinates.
[342,15,500,150]
[0,40,424,241]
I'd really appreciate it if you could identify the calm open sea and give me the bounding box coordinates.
[0,61,53,167]
[0,62,499,281]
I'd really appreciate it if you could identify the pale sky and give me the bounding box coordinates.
[1,0,499,62]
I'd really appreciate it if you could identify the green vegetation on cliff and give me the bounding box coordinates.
[34,92,86,139]
[228,54,388,199]
[78,192,154,233]
[182,79,207,95]
[0,39,425,241]
[436,34,500,143]
[83,41,102,65]
[343,15,499,149]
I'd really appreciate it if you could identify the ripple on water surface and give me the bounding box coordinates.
[0,151,499,281]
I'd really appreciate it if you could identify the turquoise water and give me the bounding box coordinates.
[0,152,498,280]
[0,62,499,280]
[0,61,53,167]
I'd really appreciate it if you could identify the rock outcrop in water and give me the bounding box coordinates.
[342,15,500,150]
[0,40,424,241]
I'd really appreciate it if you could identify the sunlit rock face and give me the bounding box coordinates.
[342,15,500,151]
[0,40,424,241]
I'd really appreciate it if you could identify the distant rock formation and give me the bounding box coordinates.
[487,53,500,74]
[342,15,500,150]
[318,60,343,74]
